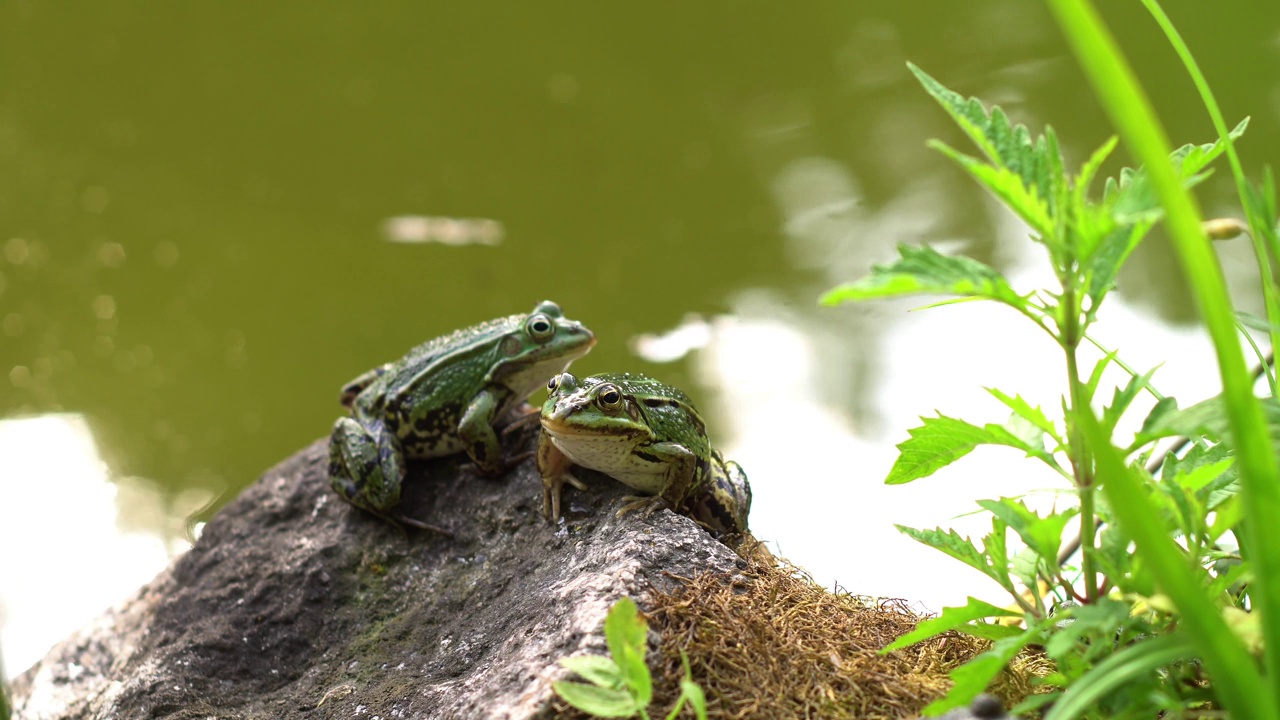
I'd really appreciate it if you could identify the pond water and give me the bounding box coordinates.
[3,1,1278,676]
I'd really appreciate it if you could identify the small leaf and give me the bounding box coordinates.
[820,244,1026,308]
[674,680,708,720]
[559,655,623,688]
[930,141,1054,238]
[897,525,1016,592]
[604,598,652,706]
[1100,363,1161,434]
[976,498,1076,564]
[885,413,1061,485]
[882,597,1023,652]
[553,681,641,717]
[986,388,1060,442]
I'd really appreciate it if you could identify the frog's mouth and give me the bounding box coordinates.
[540,415,645,440]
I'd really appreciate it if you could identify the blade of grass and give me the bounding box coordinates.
[1080,412,1273,717]
[1139,0,1280,362]
[1047,0,1280,713]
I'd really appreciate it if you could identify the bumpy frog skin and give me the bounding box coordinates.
[328,301,595,529]
[537,372,751,537]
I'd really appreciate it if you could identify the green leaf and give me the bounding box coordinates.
[976,498,1076,564]
[986,388,1061,442]
[922,630,1040,715]
[666,652,708,720]
[896,525,1015,593]
[882,596,1023,652]
[559,655,623,688]
[908,63,1065,230]
[929,141,1054,238]
[1043,633,1194,720]
[820,244,1026,308]
[1138,394,1280,456]
[552,681,641,718]
[885,413,1061,485]
[604,598,652,707]
[671,680,708,720]
[1101,363,1161,434]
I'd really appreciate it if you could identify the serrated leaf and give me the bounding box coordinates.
[976,497,1077,564]
[908,63,1064,232]
[986,388,1060,441]
[552,681,641,718]
[603,598,652,706]
[1137,394,1280,454]
[1139,396,1179,436]
[820,244,1026,308]
[1101,363,1161,434]
[922,631,1040,715]
[984,515,1014,591]
[897,524,1015,592]
[559,655,623,688]
[885,413,1061,485]
[930,141,1054,238]
[882,597,1023,652]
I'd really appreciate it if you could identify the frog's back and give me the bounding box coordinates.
[348,313,522,416]
[398,313,524,370]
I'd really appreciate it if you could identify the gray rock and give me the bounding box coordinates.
[12,437,744,720]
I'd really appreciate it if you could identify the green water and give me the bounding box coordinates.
[2,1,1277,530]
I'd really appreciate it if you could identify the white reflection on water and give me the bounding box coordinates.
[0,415,178,678]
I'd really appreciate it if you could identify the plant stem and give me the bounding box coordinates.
[1061,285,1100,602]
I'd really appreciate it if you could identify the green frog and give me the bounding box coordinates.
[537,372,751,537]
[329,300,596,530]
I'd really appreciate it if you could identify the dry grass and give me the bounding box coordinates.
[550,539,1050,719]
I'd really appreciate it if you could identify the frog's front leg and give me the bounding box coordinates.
[538,430,588,521]
[457,387,523,476]
[617,441,699,517]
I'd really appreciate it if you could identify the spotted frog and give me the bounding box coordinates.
[329,301,595,529]
[537,372,751,537]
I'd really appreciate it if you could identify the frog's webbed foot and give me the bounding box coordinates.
[616,494,668,519]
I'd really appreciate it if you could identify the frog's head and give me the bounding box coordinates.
[540,374,649,440]
[490,301,596,398]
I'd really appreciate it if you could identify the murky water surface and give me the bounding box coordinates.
[3,1,1278,675]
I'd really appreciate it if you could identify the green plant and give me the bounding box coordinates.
[1,649,9,720]
[820,18,1279,716]
[553,598,708,720]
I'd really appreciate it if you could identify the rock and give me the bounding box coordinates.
[11,436,745,720]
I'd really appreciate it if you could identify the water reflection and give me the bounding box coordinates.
[0,415,191,677]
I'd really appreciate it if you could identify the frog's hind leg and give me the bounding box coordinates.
[328,417,382,506]
[329,418,451,535]
[328,417,406,516]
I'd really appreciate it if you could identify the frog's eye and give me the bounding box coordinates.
[527,314,555,341]
[547,375,560,392]
[596,384,623,411]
